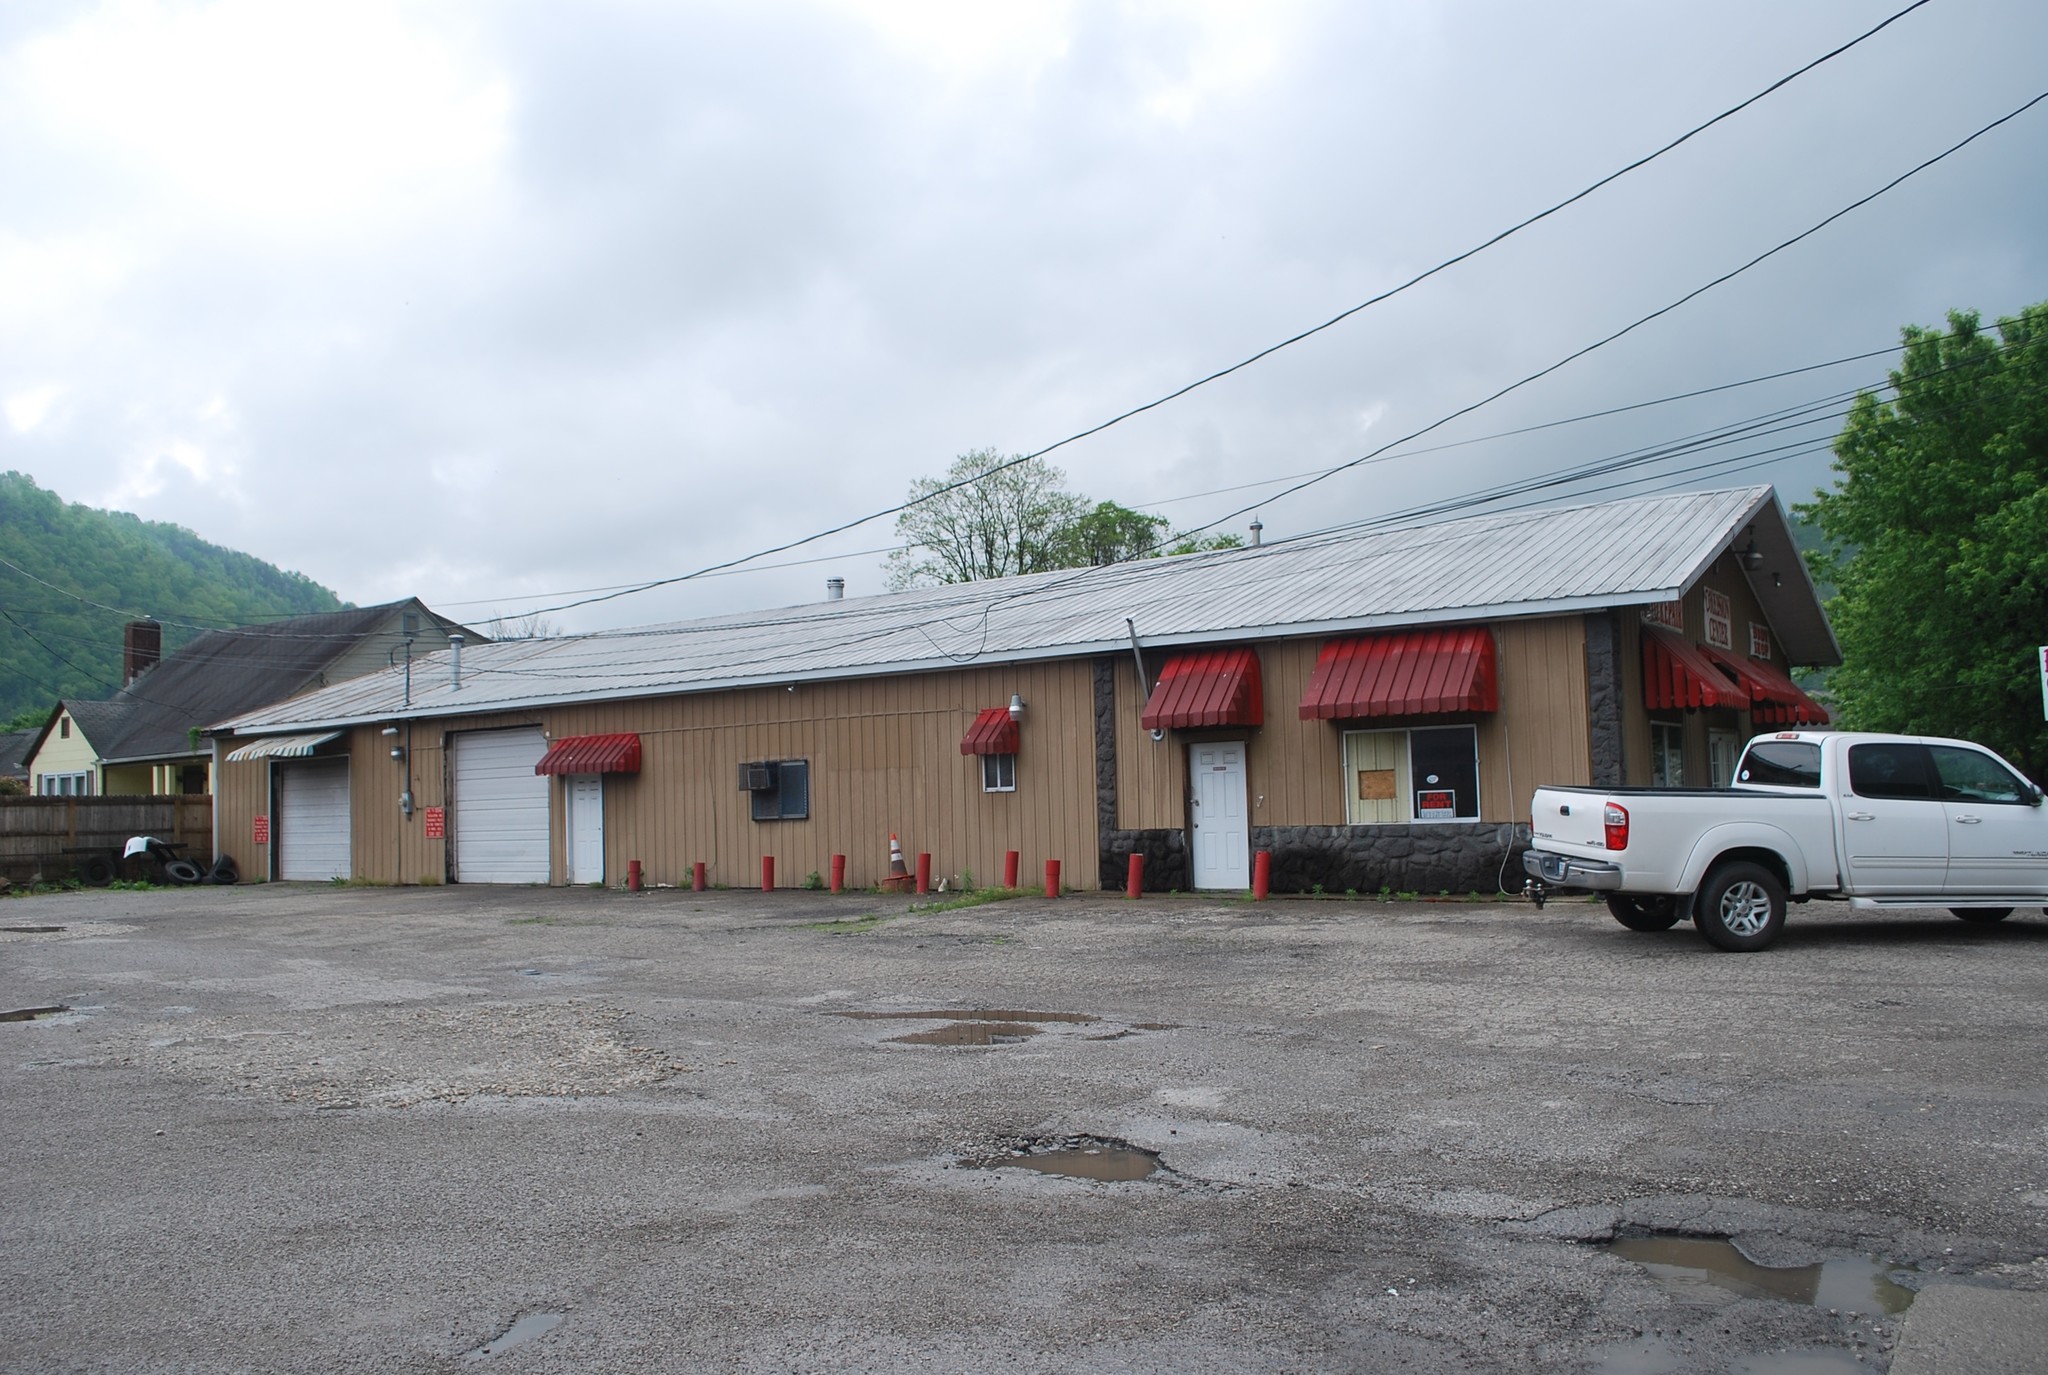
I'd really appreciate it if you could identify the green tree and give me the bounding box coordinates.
[1055,501,1172,566]
[1800,304,2048,778]
[885,452,1092,588]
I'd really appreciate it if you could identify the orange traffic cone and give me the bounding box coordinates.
[883,833,913,892]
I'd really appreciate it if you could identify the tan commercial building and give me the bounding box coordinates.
[208,486,1834,892]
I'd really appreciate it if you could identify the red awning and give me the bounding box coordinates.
[1700,646,1830,726]
[1641,627,1746,712]
[534,733,643,775]
[1141,648,1264,730]
[960,707,1020,756]
[1299,627,1498,720]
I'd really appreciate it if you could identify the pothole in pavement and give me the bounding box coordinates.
[1606,1232,1917,1313]
[832,1008,1177,1046]
[892,1021,1043,1045]
[462,1312,563,1361]
[957,1133,1165,1182]
[834,1008,1102,1024]
[1,1004,71,1022]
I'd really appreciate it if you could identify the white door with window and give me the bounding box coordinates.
[1930,744,2048,895]
[1190,740,1249,890]
[1708,731,1741,788]
[567,774,604,885]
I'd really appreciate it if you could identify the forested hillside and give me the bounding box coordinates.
[0,472,346,724]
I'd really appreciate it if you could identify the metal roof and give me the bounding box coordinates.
[221,485,1839,735]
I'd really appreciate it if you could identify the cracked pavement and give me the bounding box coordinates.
[3,885,2045,1373]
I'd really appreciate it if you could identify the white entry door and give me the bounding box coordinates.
[567,774,604,885]
[1190,740,1249,890]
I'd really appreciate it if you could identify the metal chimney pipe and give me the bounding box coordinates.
[826,578,845,601]
[448,633,464,690]
[1249,517,1263,548]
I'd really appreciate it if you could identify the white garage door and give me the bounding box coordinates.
[452,727,550,884]
[277,757,352,881]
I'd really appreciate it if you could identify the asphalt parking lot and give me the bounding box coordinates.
[4,883,2047,1374]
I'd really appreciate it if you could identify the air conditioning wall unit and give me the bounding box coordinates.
[737,762,774,792]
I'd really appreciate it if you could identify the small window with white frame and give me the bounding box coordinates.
[39,772,92,796]
[1651,721,1685,787]
[981,752,1016,793]
[1342,726,1479,824]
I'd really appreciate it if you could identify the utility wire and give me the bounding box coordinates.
[504,0,1937,620]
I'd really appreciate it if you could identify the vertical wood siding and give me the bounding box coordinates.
[1115,619,1589,831]
[1619,555,1782,785]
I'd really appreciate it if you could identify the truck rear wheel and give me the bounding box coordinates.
[1950,907,2013,924]
[1606,895,1682,931]
[1695,862,1786,952]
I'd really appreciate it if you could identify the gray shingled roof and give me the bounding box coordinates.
[223,486,1835,736]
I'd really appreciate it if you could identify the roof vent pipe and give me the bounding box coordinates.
[449,633,464,691]
[1248,517,1263,548]
[826,577,845,601]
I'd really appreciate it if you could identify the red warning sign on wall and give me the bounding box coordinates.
[424,806,445,839]
[252,814,269,845]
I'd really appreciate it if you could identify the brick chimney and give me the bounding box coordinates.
[124,619,162,686]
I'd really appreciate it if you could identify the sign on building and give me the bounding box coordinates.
[252,814,269,845]
[424,806,446,839]
[1704,589,1733,650]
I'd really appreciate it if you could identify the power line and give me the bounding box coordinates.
[1164,86,2048,547]
[504,1,1936,620]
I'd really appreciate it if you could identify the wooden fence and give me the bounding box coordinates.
[0,796,213,882]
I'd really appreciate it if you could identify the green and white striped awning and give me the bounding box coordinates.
[222,731,342,763]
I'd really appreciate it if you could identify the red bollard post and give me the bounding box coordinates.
[915,852,931,896]
[692,861,707,891]
[1252,849,1272,901]
[761,856,775,892]
[1003,849,1020,889]
[830,853,846,894]
[627,859,643,892]
[1126,853,1144,898]
[1044,858,1062,898]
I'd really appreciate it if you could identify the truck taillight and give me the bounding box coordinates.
[1603,802,1630,851]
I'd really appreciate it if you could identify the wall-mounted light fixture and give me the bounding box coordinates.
[1008,693,1026,722]
[1739,526,1764,572]
[382,724,405,762]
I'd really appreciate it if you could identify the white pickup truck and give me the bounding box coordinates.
[1522,731,2048,951]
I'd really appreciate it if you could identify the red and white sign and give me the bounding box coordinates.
[252,814,269,845]
[1704,589,1733,650]
[1416,789,1456,820]
[1749,622,1772,660]
[424,806,446,839]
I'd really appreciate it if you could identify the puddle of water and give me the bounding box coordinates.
[890,1021,1042,1046]
[2,925,65,934]
[463,1312,562,1360]
[0,1005,71,1022]
[1594,1338,1860,1375]
[1003,1145,1159,1181]
[966,1135,1163,1182]
[1608,1234,1914,1314]
[834,1008,1099,1024]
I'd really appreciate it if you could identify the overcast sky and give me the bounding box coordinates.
[3,0,2045,635]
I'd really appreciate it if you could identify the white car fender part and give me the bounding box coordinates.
[1676,822,1810,897]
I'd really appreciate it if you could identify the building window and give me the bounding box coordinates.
[1342,726,1479,824]
[1651,721,1685,787]
[39,772,91,796]
[982,753,1016,793]
[748,760,810,821]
